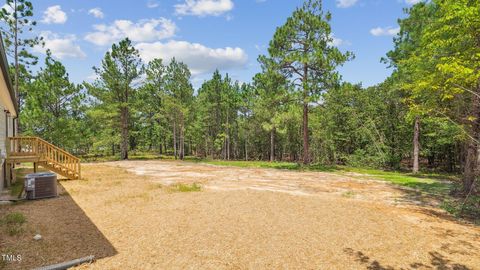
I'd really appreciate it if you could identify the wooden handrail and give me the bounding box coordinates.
[6,136,81,179]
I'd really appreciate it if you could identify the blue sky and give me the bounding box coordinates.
[24,0,420,89]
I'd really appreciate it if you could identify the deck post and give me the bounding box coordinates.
[33,162,37,173]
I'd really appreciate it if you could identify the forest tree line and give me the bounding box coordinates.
[1,0,479,193]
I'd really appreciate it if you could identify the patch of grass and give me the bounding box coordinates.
[9,181,24,197]
[170,183,202,193]
[337,167,452,195]
[197,159,339,172]
[200,160,302,170]
[304,163,338,172]
[342,191,356,198]
[0,212,27,236]
[8,167,33,197]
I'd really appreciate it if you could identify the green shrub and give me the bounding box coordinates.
[441,195,480,223]
[346,149,387,168]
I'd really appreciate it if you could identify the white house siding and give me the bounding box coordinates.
[0,105,5,191]
[7,112,12,137]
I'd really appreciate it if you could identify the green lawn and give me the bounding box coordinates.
[337,167,453,195]
[10,167,32,197]
[200,160,302,170]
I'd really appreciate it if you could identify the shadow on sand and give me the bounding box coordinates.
[344,248,470,270]
[0,182,117,270]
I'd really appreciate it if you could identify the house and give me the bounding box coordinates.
[0,34,17,192]
[0,34,81,194]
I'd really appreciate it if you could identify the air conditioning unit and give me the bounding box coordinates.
[25,172,58,200]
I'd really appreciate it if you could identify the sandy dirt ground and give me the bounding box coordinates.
[1,160,479,270]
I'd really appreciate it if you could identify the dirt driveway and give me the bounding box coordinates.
[1,160,479,269]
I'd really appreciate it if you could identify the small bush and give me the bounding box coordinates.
[1,212,27,236]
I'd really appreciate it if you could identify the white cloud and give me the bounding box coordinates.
[41,5,67,24]
[336,0,358,8]
[33,31,86,59]
[86,73,99,81]
[405,0,422,4]
[370,26,400,36]
[175,0,234,17]
[136,40,248,75]
[84,18,177,46]
[88,8,104,19]
[328,34,345,47]
[147,1,159,8]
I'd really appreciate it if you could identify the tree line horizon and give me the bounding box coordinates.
[1,0,479,193]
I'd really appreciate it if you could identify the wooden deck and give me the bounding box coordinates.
[6,136,81,180]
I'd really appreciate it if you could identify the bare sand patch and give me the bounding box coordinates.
[1,161,479,269]
[108,160,402,202]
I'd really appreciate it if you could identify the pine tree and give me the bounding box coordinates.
[22,51,84,150]
[87,38,142,160]
[268,0,352,164]
[0,0,41,124]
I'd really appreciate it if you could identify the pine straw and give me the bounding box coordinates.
[1,161,479,269]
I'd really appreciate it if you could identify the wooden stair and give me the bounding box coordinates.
[6,137,81,180]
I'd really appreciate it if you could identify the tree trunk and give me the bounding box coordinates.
[302,60,310,165]
[226,113,230,160]
[412,116,420,174]
[179,118,185,160]
[189,136,192,157]
[270,127,275,162]
[463,82,480,193]
[464,142,478,193]
[148,124,153,151]
[173,118,177,160]
[477,146,480,167]
[204,134,208,158]
[245,133,248,161]
[120,106,129,160]
[227,136,230,160]
[302,101,310,164]
[13,0,20,133]
[162,137,167,155]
